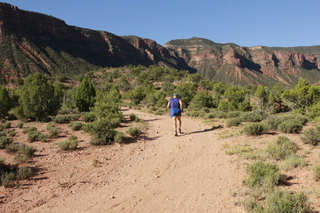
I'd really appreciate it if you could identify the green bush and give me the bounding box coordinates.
[226,117,242,127]
[244,161,285,190]
[0,131,6,137]
[242,123,267,136]
[5,143,19,153]
[7,129,16,137]
[126,124,142,137]
[266,136,298,160]
[263,190,313,213]
[263,115,284,130]
[0,124,4,131]
[48,126,60,138]
[27,131,42,142]
[59,135,78,151]
[300,127,320,145]
[70,121,83,131]
[0,136,13,148]
[129,113,137,121]
[16,167,33,180]
[52,114,81,123]
[14,143,36,163]
[241,110,268,122]
[81,112,96,122]
[278,120,303,133]
[3,121,11,129]
[1,172,15,188]
[114,131,124,143]
[22,126,37,133]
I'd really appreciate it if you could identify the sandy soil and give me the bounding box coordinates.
[0,108,320,212]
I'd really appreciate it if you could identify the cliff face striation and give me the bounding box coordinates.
[164,38,320,87]
[0,3,191,82]
[1,3,320,87]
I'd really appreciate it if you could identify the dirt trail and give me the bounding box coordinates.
[1,108,247,213]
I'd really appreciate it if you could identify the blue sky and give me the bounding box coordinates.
[2,0,320,47]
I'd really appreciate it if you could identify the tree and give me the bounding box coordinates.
[190,91,215,109]
[282,79,320,111]
[0,86,11,118]
[175,82,198,108]
[74,75,96,112]
[18,73,61,121]
[254,85,269,110]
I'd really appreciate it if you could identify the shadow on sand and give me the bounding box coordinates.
[183,125,223,136]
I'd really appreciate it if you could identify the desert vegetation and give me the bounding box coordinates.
[1,65,320,211]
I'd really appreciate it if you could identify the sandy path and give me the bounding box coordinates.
[6,108,247,213]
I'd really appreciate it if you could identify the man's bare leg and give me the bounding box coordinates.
[172,117,177,135]
[176,116,182,133]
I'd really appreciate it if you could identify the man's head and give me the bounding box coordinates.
[173,93,178,98]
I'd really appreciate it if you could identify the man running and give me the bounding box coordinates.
[167,93,183,136]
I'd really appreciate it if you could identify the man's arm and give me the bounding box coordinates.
[179,99,183,111]
[167,100,171,108]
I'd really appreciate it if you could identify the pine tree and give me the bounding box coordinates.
[74,76,96,112]
[0,86,11,118]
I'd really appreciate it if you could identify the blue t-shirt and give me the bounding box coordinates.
[170,98,181,109]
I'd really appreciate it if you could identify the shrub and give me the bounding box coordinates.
[0,124,4,131]
[16,167,33,180]
[283,155,307,170]
[0,131,6,137]
[241,110,268,122]
[129,113,137,121]
[14,143,36,163]
[242,123,267,136]
[0,136,13,148]
[114,131,124,143]
[1,172,15,188]
[27,131,42,142]
[226,117,242,127]
[5,143,19,153]
[126,124,142,137]
[266,136,298,160]
[48,126,60,138]
[52,114,81,123]
[263,115,285,130]
[313,165,320,180]
[244,161,285,190]
[3,121,11,129]
[301,127,320,145]
[263,190,313,213]
[278,120,303,133]
[58,135,78,151]
[23,126,37,134]
[70,121,83,131]
[7,129,16,137]
[81,112,96,122]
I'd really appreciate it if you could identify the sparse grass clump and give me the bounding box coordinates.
[242,123,267,136]
[114,131,124,143]
[266,136,297,160]
[6,129,16,137]
[300,126,320,145]
[247,190,313,213]
[312,165,320,181]
[16,167,33,180]
[58,135,78,151]
[283,155,307,170]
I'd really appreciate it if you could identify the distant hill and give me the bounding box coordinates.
[164,37,320,87]
[1,3,320,87]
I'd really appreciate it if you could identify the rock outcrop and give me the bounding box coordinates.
[1,3,320,87]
